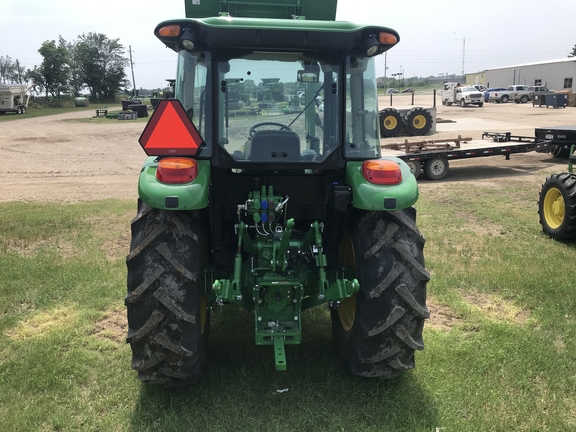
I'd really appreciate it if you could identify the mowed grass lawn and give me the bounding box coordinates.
[1,174,575,431]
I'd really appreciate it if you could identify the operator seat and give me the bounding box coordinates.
[249,130,301,162]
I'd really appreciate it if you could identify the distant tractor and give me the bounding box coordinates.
[538,145,576,240]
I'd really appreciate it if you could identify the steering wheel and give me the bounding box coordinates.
[249,122,292,138]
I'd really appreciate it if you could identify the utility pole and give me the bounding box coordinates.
[461,38,466,78]
[384,52,387,78]
[15,59,22,83]
[129,45,136,98]
[455,36,474,81]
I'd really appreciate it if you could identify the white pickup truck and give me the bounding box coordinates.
[442,84,484,107]
[488,88,512,103]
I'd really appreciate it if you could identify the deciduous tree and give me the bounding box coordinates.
[75,33,129,100]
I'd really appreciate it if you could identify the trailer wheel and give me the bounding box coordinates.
[460,99,466,107]
[403,107,433,136]
[126,201,209,386]
[520,95,529,104]
[331,209,429,378]
[424,157,449,180]
[405,161,421,179]
[379,108,404,137]
[538,173,576,240]
[501,95,509,103]
[19,107,26,114]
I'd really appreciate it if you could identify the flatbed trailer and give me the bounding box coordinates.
[381,132,549,180]
[534,125,576,157]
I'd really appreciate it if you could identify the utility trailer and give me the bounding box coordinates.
[534,125,576,158]
[381,132,550,180]
[0,84,30,115]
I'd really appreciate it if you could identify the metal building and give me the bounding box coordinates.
[483,57,576,91]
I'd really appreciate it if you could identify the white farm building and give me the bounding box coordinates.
[482,57,576,91]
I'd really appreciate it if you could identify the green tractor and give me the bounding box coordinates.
[538,145,576,240]
[126,0,429,386]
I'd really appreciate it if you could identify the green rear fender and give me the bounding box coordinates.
[345,158,418,210]
[138,157,211,210]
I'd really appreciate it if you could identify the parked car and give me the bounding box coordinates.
[386,88,398,94]
[402,87,415,93]
[483,87,506,102]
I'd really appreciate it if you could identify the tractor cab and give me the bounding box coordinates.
[155,16,399,171]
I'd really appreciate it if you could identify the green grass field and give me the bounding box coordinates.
[1,178,575,431]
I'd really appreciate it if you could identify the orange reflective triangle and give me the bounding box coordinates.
[139,99,204,156]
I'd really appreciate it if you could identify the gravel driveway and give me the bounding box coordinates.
[0,95,573,202]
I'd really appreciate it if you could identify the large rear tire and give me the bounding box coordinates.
[126,201,209,386]
[403,107,433,136]
[331,209,429,378]
[379,108,404,137]
[538,173,576,240]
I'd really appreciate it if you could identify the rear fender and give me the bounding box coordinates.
[345,158,418,210]
[138,157,211,210]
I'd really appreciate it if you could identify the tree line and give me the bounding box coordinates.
[0,33,129,101]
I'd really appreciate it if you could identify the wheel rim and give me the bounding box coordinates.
[543,187,565,229]
[406,161,419,176]
[384,115,398,130]
[431,160,445,175]
[337,232,356,332]
[412,114,427,130]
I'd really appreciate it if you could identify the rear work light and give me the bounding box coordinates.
[361,160,402,185]
[156,158,198,184]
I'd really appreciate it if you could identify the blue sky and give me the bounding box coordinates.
[2,0,575,88]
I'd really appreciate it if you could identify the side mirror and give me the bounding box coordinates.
[297,70,319,83]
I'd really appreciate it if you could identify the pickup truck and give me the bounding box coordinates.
[442,84,484,107]
[508,85,531,103]
[528,85,552,98]
[488,88,512,103]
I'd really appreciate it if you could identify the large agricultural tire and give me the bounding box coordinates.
[129,104,149,118]
[122,99,141,111]
[538,173,576,240]
[403,107,433,136]
[379,108,404,137]
[331,209,429,378]
[125,201,209,386]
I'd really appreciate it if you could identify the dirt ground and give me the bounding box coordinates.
[0,94,573,202]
